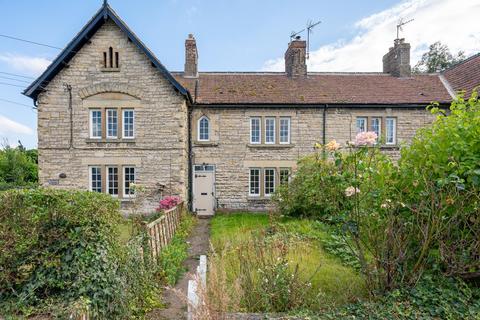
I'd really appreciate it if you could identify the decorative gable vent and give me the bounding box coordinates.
[103,46,119,69]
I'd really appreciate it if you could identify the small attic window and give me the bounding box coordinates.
[103,47,119,69]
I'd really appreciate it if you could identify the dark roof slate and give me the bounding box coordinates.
[23,2,191,102]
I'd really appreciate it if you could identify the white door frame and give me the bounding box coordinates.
[192,164,216,214]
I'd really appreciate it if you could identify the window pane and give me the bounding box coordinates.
[199,117,209,141]
[371,118,381,142]
[123,110,134,138]
[249,168,260,196]
[91,110,102,138]
[280,118,290,143]
[356,117,367,133]
[250,118,260,144]
[90,167,102,192]
[107,167,118,195]
[386,118,396,144]
[107,109,118,138]
[265,118,275,144]
[264,168,275,195]
[280,168,290,185]
[124,167,135,196]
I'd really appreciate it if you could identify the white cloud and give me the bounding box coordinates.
[262,0,480,72]
[0,54,51,76]
[0,115,33,135]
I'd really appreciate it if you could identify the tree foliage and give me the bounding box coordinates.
[0,142,38,189]
[413,41,465,73]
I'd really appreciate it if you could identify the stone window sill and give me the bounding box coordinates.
[247,196,273,201]
[379,144,399,150]
[100,67,120,72]
[247,143,295,149]
[86,138,136,144]
[194,141,219,147]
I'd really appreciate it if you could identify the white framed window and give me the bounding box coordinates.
[279,117,290,144]
[123,166,135,198]
[107,166,118,196]
[249,168,260,196]
[122,109,134,139]
[264,168,276,196]
[265,117,275,144]
[356,117,367,133]
[386,117,396,145]
[279,168,290,185]
[250,117,261,144]
[89,166,102,192]
[371,117,381,143]
[90,109,102,139]
[198,116,210,141]
[106,109,118,138]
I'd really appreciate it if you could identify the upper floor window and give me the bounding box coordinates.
[356,117,367,133]
[250,117,261,144]
[103,47,119,69]
[198,116,210,141]
[371,117,381,143]
[279,117,290,144]
[123,109,135,139]
[106,109,118,139]
[386,117,396,145]
[90,110,102,139]
[265,117,276,144]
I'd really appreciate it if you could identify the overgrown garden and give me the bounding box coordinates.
[205,92,480,318]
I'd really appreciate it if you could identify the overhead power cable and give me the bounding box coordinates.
[0,82,25,88]
[0,33,63,50]
[0,71,35,79]
[0,75,31,83]
[0,97,35,109]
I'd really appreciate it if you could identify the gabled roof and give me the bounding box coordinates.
[442,53,480,98]
[23,2,191,103]
[174,72,452,105]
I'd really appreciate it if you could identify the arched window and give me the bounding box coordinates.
[198,116,210,141]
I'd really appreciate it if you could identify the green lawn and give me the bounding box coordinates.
[209,212,367,310]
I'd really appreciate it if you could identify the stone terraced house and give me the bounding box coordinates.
[23,2,480,216]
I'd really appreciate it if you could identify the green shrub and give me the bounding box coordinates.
[318,276,480,320]
[157,214,196,286]
[0,188,160,319]
[0,145,38,189]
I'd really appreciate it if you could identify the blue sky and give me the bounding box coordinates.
[0,0,479,148]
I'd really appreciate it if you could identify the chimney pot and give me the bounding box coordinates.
[184,34,198,78]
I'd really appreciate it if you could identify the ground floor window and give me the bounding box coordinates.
[123,167,135,197]
[90,166,102,192]
[88,165,135,198]
[249,168,260,196]
[264,168,276,196]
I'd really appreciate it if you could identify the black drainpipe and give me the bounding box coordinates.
[187,80,198,212]
[64,83,73,149]
[323,104,328,145]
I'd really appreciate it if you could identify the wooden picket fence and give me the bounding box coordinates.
[142,201,184,259]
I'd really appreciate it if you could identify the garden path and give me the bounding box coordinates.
[148,217,211,320]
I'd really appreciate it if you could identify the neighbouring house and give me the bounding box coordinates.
[23,2,480,216]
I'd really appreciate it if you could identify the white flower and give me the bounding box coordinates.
[345,186,360,197]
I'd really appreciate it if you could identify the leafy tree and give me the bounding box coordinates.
[413,41,465,73]
[0,142,38,188]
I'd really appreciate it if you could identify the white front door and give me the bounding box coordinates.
[193,164,215,216]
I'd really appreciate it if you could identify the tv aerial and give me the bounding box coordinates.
[290,20,321,59]
[396,18,414,39]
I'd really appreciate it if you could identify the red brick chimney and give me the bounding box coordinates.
[285,36,307,78]
[184,34,198,78]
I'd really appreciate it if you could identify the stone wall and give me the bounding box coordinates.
[191,106,436,211]
[36,20,189,214]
